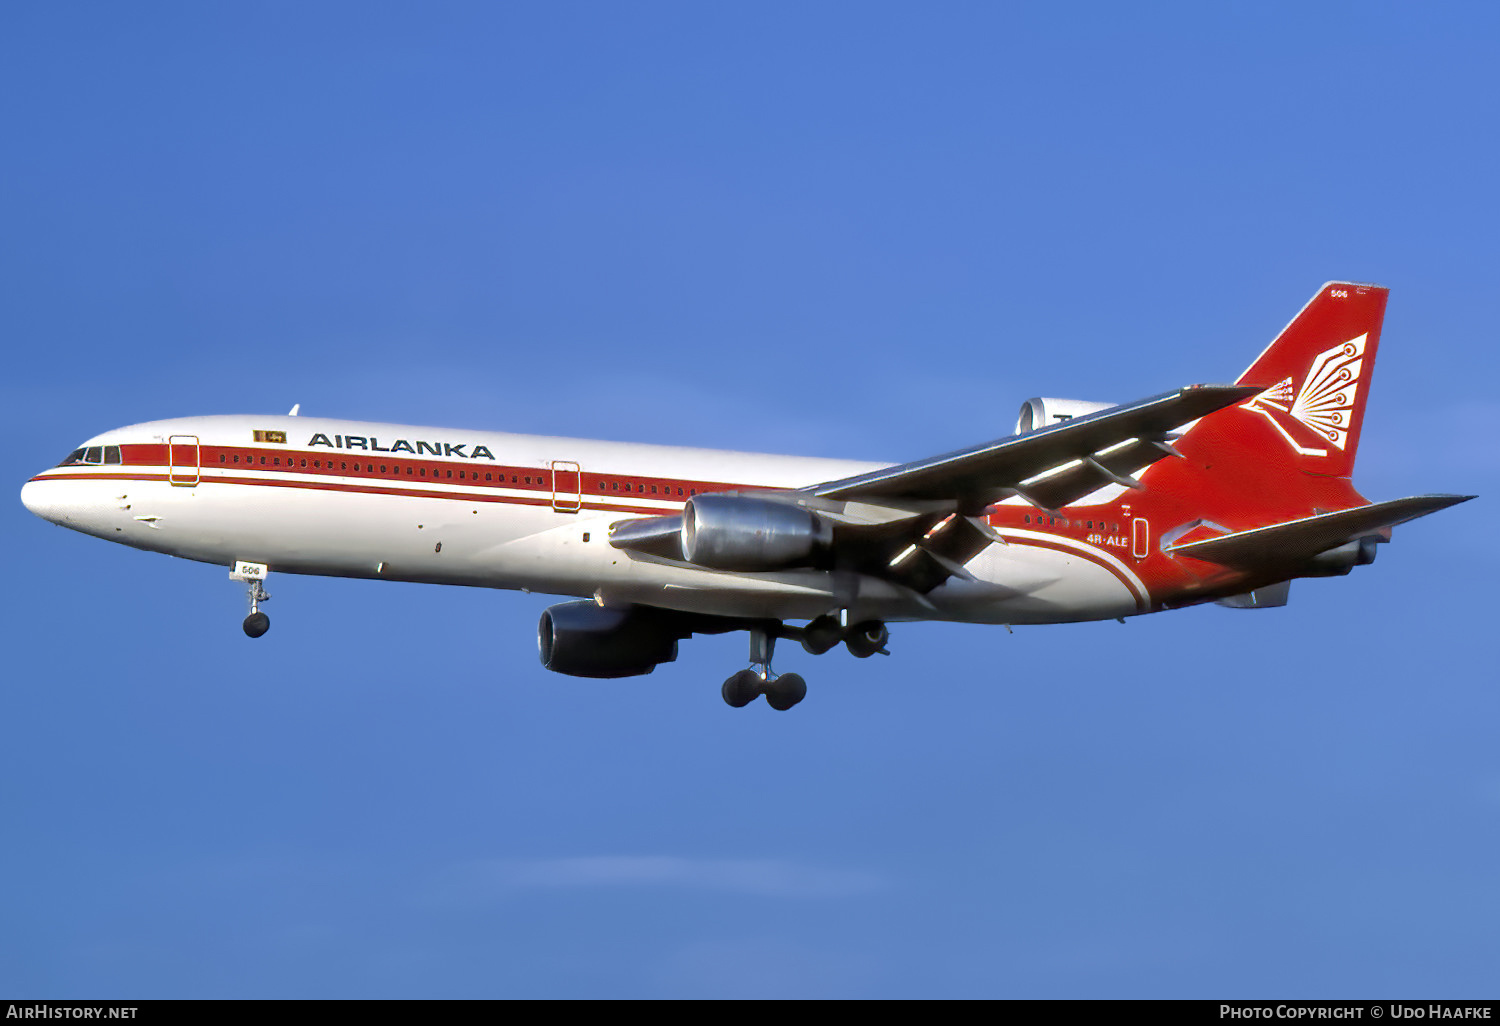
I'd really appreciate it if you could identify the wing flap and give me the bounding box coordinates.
[881,515,1000,593]
[1012,436,1171,511]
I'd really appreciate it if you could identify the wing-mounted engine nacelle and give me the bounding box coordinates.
[1015,398,1120,434]
[681,494,833,571]
[538,601,682,678]
[1017,397,1193,439]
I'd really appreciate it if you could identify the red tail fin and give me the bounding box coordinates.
[1231,281,1388,480]
[1146,283,1389,530]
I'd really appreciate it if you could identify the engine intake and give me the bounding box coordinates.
[1016,397,1119,434]
[538,601,682,678]
[681,494,832,571]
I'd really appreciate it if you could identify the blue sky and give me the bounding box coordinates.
[3,2,1496,998]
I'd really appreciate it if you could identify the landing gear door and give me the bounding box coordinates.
[168,434,200,487]
[551,461,581,513]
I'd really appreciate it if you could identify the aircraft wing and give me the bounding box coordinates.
[1165,494,1475,569]
[612,383,1262,593]
[810,384,1261,511]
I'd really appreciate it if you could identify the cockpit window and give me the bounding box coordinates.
[56,446,122,467]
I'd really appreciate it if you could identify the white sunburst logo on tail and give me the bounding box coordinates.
[1241,334,1366,457]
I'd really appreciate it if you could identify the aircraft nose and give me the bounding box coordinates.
[22,475,121,537]
[21,478,68,525]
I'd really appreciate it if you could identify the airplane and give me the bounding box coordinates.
[20,282,1473,710]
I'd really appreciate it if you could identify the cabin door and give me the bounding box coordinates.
[551,461,581,512]
[1131,517,1150,560]
[168,435,200,487]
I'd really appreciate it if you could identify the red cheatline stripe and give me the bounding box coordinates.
[105,442,743,500]
[997,532,1150,611]
[29,470,678,517]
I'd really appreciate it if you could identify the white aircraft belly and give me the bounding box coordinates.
[929,534,1144,624]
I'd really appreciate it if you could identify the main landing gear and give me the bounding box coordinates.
[230,561,271,638]
[801,614,888,659]
[721,628,807,711]
[719,617,889,710]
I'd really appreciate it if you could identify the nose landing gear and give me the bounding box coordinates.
[230,561,271,638]
[243,602,270,638]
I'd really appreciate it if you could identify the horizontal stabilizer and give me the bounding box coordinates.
[1167,494,1474,569]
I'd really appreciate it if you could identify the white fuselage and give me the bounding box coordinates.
[21,414,1145,626]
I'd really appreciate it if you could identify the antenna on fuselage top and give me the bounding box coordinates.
[288,404,300,416]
